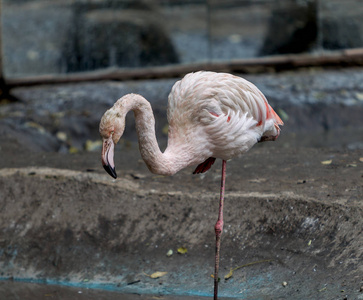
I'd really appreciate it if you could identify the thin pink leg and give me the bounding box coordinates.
[214,160,227,300]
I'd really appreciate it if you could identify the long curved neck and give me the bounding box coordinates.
[116,94,187,175]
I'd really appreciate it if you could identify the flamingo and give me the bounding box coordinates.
[99,71,283,299]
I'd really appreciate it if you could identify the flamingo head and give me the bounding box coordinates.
[99,108,125,179]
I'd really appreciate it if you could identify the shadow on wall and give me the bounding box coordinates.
[63,0,179,72]
[260,0,363,56]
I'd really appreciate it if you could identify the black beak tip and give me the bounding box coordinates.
[103,164,117,179]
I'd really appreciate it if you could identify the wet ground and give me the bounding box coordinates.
[0,67,362,299]
[0,281,198,300]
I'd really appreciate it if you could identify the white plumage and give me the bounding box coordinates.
[168,71,278,160]
[100,71,283,176]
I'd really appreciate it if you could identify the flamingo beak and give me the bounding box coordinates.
[101,136,117,179]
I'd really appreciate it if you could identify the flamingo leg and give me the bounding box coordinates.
[214,159,227,300]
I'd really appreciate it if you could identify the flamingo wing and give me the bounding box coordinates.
[167,71,283,169]
[169,71,282,127]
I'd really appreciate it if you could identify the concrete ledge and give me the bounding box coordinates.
[0,163,362,299]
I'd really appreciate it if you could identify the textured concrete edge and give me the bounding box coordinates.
[0,167,362,299]
[0,167,360,209]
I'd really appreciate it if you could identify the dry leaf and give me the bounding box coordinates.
[321,160,332,165]
[166,249,173,257]
[150,271,167,279]
[144,271,168,279]
[56,131,67,142]
[177,247,188,254]
[69,146,79,154]
[162,124,169,135]
[129,173,146,179]
[210,274,221,282]
[355,92,363,101]
[224,269,234,280]
[85,140,102,151]
[249,178,267,183]
[224,259,273,280]
[346,164,357,167]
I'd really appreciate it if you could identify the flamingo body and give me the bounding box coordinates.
[100,71,283,177]
[167,71,282,162]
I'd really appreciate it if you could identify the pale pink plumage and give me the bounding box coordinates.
[167,71,283,171]
[100,71,283,177]
[99,71,283,299]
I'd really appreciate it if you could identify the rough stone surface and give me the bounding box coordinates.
[259,0,318,55]
[0,144,362,299]
[0,68,362,299]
